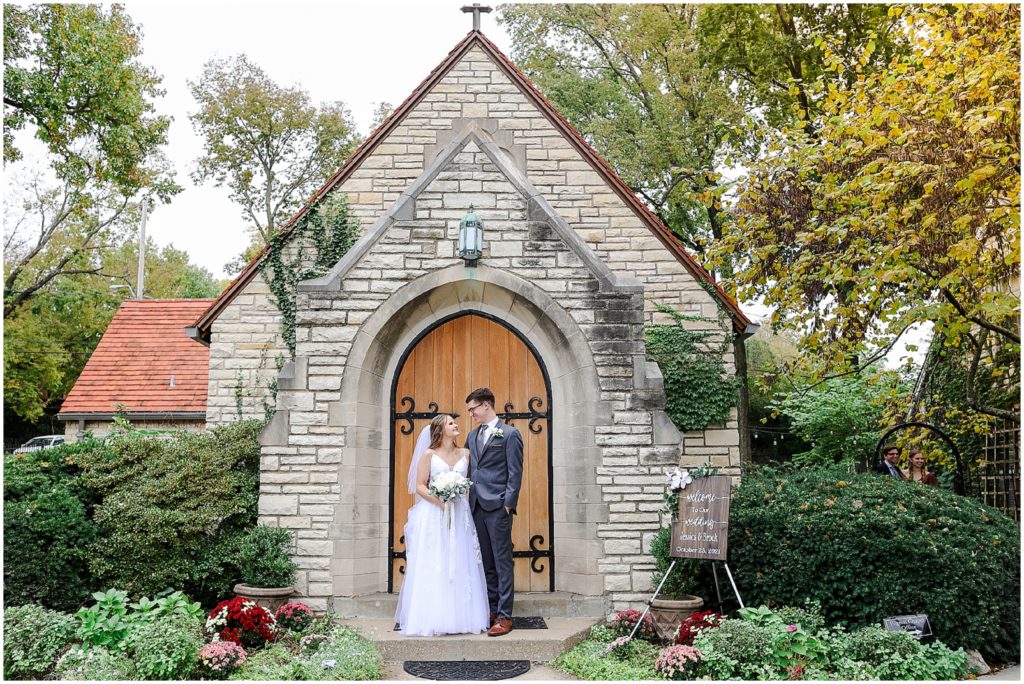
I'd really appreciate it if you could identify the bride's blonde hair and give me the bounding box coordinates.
[428,413,459,450]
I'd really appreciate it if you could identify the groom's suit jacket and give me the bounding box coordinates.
[468,419,524,514]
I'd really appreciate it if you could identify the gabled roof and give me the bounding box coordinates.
[59,299,213,418]
[190,30,752,339]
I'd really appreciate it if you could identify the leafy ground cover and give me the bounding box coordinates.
[552,606,972,681]
[3,593,381,681]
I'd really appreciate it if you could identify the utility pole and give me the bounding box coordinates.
[136,199,150,300]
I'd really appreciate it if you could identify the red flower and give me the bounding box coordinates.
[675,610,723,645]
[206,597,277,648]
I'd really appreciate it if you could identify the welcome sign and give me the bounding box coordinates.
[671,475,731,560]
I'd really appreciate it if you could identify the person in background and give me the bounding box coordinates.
[873,445,906,478]
[906,450,938,486]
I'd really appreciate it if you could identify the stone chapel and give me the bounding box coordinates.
[185,28,756,614]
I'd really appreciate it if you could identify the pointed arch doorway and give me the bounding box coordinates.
[389,311,553,593]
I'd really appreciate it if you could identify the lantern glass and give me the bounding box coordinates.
[458,208,483,263]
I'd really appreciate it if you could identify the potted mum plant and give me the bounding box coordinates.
[648,467,705,639]
[232,525,298,612]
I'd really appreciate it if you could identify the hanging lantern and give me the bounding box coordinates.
[458,205,483,265]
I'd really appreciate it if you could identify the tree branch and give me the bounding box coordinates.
[941,287,1020,344]
[966,328,1021,422]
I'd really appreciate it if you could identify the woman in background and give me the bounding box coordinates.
[906,450,938,486]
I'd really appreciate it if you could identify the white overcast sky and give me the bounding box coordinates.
[120,0,516,280]
[7,0,928,366]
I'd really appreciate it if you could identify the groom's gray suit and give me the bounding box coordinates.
[468,419,523,620]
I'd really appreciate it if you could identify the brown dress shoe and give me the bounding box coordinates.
[488,612,498,628]
[487,617,513,637]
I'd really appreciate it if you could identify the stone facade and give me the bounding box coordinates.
[204,39,745,613]
[63,418,206,442]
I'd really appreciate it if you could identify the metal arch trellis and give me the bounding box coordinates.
[873,421,967,495]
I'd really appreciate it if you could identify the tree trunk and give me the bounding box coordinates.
[734,333,752,466]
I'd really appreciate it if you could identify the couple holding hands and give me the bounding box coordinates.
[394,388,524,637]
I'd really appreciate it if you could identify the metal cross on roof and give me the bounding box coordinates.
[461,3,492,32]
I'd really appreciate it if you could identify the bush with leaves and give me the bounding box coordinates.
[228,624,381,681]
[74,421,262,602]
[53,646,134,681]
[3,441,100,610]
[232,525,298,588]
[691,606,969,680]
[774,372,903,465]
[3,604,78,679]
[728,465,1020,661]
[648,526,701,599]
[551,625,660,680]
[121,613,204,680]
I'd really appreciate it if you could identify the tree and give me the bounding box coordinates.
[500,3,746,254]
[188,54,361,266]
[775,369,906,465]
[718,5,1020,422]
[696,4,904,131]
[3,4,179,318]
[4,4,171,189]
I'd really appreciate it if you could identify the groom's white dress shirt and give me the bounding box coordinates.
[477,417,500,448]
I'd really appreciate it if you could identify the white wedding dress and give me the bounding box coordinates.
[394,452,490,636]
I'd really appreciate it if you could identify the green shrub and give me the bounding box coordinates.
[3,442,100,610]
[233,525,298,587]
[313,625,383,680]
[122,613,204,680]
[3,604,78,679]
[838,626,969,680]
[53,646,134,681]
[728,465,1020,662]
[229,625,381,681]
[551,626,660,680]
[649,527,701,599]
[76,421,262,602]
[75,588,134,650]
[690,618,776,680]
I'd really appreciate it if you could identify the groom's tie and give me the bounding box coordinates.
[477,426,488,452]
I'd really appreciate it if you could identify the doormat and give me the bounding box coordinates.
[394,617,547,631]
[403,660,531,680]
[512,616,547,629]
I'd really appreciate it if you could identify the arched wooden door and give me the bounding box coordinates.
[389,312,553,593]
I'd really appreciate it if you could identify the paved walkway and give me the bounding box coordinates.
[980,664,1020,680]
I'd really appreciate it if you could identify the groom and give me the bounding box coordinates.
[466,387,523,637]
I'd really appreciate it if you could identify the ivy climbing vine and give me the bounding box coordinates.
[260,193,360,357]
[645,301,739,432]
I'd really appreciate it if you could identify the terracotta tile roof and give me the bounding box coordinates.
[191,31,751,338]
[59,299,213,416]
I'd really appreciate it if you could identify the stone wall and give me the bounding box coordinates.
[207,273,288,425]
[62,418,206,442]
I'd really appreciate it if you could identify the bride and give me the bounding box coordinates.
[394,414,490,636]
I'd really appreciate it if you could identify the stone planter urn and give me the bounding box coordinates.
[650,595,704,640]
[233,583,295,614]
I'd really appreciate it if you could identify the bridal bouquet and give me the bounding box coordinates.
[429,471,473,535]
[429,471,473,502]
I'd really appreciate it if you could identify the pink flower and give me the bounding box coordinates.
[787,624,798,632]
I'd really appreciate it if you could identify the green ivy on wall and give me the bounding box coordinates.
[260,193,360,357]
[645,302,738,432]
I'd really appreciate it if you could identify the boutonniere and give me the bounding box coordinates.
[493,428,504,440]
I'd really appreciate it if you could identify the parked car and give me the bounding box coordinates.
[13,435,65,454]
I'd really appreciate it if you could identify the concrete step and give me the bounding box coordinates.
[358,617,598,663]
[335,591,608,619]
